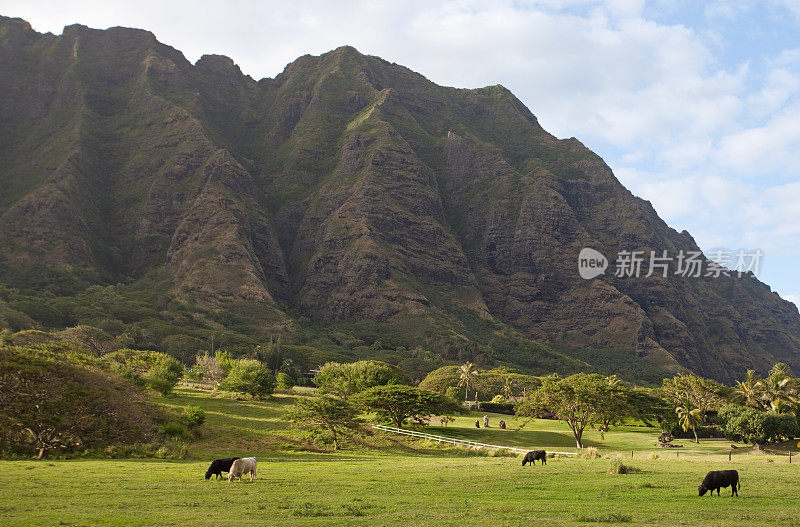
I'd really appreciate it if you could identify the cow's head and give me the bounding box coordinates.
[205,470,212,480]
[698,485,708,496]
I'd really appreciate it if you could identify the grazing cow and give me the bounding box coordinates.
[227,457,257,482]
[698,470,739,496]
[522,450,547,466]
[205,457,240,480]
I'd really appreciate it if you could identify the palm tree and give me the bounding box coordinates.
[458,362,478,401]
[760,369,796,415]
[501,375,515,400]
[770,363,793,379]
[733,370,763,409]
[676,405,702,443]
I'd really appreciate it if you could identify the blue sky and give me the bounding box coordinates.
[2,0,799,306]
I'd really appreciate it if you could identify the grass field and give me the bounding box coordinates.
[2,387,799,526]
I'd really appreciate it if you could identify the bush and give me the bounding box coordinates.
[276,372,295,390]
[183,406,206,430]
[581,447,600,459]
[478,401,515,414]
[719,404,800,444]
[419,365,541,401]
[444,386,462,402]
[161,422,187,440]
[314,360,410,399]
[144,358,183,396]
[103,349,184,395]
[221,359,275,399]
[353,385,464,428]
[609,459,632,474]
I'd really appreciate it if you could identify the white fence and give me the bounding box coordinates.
[371,424,578,456]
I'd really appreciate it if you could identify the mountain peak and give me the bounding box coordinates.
[0,18,798,383]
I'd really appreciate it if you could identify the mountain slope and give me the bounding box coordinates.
[1,17,798,383]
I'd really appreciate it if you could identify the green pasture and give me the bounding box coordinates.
[1,387,798,526]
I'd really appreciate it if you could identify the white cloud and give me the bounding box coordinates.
[784,294,800,309]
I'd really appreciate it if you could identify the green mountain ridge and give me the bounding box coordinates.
[1,16,798,383]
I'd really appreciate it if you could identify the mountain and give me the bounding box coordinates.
[1,16,798,384]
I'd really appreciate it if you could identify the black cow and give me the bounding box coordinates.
[522,450,547,466]
[698,470,739,496]
[205,457,240,480]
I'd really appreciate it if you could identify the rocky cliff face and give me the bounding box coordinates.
[1,17,798,382]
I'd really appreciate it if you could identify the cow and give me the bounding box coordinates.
[205,457,240,480]
[698,470,739,496]
[522,450,547,466]
[228,457,257,482]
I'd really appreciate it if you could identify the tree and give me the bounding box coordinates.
[759,364,797,415]
[501,374,515,400]
[661,374,722,443]
[191,353,226,384]
[627,388,672,428]
[598,375,632,430]
[276,372,295,390]
[183,406,206,431]
[720,404,800,444]
[515,373,631,449]
[284,395,362,450]
[733,370,763,409]
[458,362,478,401]
[675,405,703,443]
[102,349,183,395]
[144,357,184,396]
[221,359,275,399]
[314,360,410,400]
[353,385,463,428]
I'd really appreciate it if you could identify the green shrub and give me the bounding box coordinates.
[276,372,295,390]
[103,349,183,395]
[161,422,187,440]
[314,360,410,399]
[719,404,800,444]
[221,359,275,399]
[609,459,632,474]
[183,406,206,429]
[581,446,600,459]
[444,386,461,402]
[144,358,183,395]
[478,401,515,414]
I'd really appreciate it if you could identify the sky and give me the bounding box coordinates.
[2,0,799,307]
